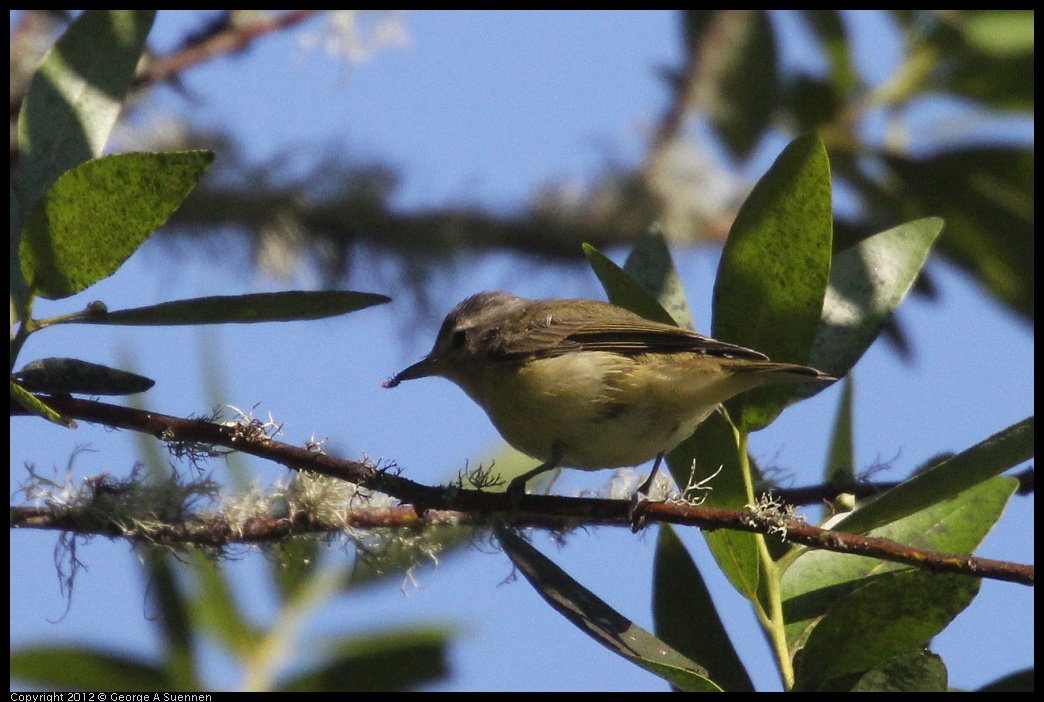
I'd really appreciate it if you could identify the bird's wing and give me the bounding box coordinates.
[494,299,769,361]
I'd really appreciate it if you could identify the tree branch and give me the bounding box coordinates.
[11,395,1034,586]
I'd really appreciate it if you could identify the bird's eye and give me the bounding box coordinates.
[451,330,468,349]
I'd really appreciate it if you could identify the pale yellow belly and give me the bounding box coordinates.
[465,351,730,469]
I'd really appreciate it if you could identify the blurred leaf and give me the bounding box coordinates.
[800,11,858,94]
[668,411,760,601]
[142,547,201,690]
[10,647,170,692]
[793,570,979,690]
[713,133,832,431]
[804,217,943,382]
[11,183,28,311]
[584,243,679,326]
[10,380,76,427]
[74,290,390,325]
[978,668,1035,692]
[653,525,754,691]
[884,148,1033,323]
[189,552,262,659]
[16,10,155,212]
[20,151,215,299]
[14,357,154,395]
[280,627,453,692]
[844,649,948,692]
[497,526,721,691]
[782,476,1017,650]
[926,11,1034,108]
[824,375,855,488]
[686,10,779,161]
[271,538,323,601]
[835,417,1031,534]
[623,231,696,330]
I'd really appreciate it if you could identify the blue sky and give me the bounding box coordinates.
[10,11,1033,691]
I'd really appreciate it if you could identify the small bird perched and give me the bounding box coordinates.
[385,291,832,500]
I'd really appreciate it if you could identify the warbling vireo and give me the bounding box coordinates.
[384,291,832,499]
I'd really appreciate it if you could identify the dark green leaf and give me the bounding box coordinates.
[793,570,979,690]
[835,417,1032,534]
[496,526,720,691]
[845,649,948,692]
[74,290,390,325]
[977,668,1035,692]
[782,476,1016,651]
[15,357,154,395]
[884,148,1033,323]
[10,647,170,692]
[923,11,1034,109]
[279,627,454,692]
[713,133,832,431]
[653,525,754,691]
[17,10,155,212]
[20,151,215,299]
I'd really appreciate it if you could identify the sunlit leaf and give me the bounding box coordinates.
[713,133,832,431]
[20,151,215,299]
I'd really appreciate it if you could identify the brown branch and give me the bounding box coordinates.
[132,10,325,89]
[11,395,1034,586]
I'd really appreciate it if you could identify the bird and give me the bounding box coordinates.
[385,291,832,500]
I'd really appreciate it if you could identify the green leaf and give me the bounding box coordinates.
[10,647,170,692]
[583,243,679,326]
[73,290,390,325]
[20,150,215,299]
[793,570,979,690]
[10,380,76,427]
[14,357,155,395]
[279,627,453,692]
[712,133,832,431]
[823,375,855,488]
[781,476,1017,651]
[845,650,948,692]
[805,218,943,381]
[835,417,1032,534]
[686,11,779,161]
[17,10,155,212]
[668,412,760,600]
[622,231,696,330]
[496,526,721,691]
[653,525,754,691]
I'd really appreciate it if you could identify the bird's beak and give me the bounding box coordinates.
[382,355,439,388]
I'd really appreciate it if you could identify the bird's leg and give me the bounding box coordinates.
[630,451,666,530]
[506,444,564,514]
